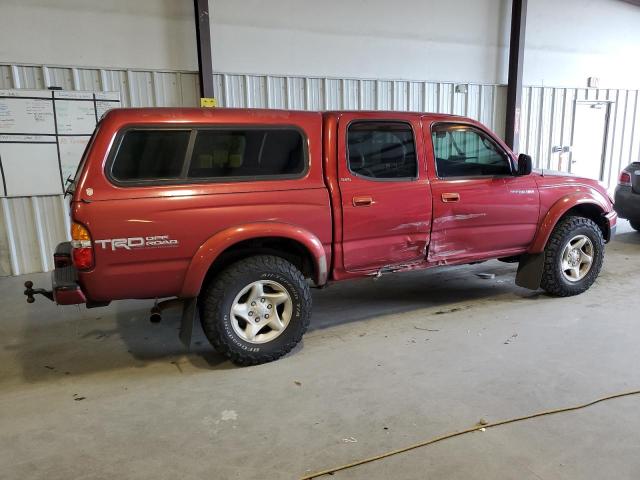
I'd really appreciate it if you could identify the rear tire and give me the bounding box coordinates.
[200,255,311,366]
[630,221,640,232]
[540,216,604,297]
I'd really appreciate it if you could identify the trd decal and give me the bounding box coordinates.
[94,235,179,250]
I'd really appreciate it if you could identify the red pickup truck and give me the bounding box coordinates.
[24,108,617,365]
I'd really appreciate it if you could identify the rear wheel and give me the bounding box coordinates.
[200,255,311,366]
[540,216,604,297]
[630,221,640,232]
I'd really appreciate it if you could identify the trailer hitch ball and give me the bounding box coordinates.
[24,280,54,303]
[24,281,36,303]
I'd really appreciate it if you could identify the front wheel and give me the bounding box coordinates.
[540,216,605,297]
[200,255,312,366]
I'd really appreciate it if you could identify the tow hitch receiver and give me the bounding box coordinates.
[23,258,88,305]
[24,281,54,303]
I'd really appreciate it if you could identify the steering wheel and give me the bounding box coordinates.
[350,149,374,177]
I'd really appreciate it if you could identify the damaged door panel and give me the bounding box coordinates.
[337,113,432,272]
[425,121,540,263]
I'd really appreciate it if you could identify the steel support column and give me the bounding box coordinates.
[505,0,528,152]
[194,0,215,99]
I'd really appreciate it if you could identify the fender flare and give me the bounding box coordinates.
[528,191,609,253]
[179,222,328,297]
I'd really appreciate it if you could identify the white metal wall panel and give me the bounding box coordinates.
[1,195,70,276]
[1,63,639,276]
[179,73,200,107]
[212,73,505,134]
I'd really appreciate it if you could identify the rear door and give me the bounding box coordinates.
[426,122,539,262]
[337,114,432,272]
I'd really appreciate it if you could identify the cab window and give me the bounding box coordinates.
[347,122,417,180]
[432,124,512,178]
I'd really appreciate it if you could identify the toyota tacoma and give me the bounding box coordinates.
[24,108,617,365]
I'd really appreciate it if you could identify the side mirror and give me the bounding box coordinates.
[517,153,532,176]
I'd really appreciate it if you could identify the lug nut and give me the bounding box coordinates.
[256,317,260,322]
[251,301,256,306]
[248,311,254,316]
[260,298,265,303]
[267,304,272,309]
[265,314,270,319]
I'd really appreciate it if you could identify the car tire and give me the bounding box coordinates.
[540,216,605,297]
[199,255,312,366]
[630,221,640,232]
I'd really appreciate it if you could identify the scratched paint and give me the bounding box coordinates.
[433,249,469,258]
[390,221,431,231]
[433,213,488,224]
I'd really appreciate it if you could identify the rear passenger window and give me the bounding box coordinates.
[347,122,417,180]
[111,130,190,181]
[188,129,305,179]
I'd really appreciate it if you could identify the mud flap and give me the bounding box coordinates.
[515,253,545,290]
[179,298,197,348]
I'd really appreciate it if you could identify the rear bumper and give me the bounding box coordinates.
[614,186,640,222]
[24,242,88,305]
[52,264,87,305]
[53,242,87,304]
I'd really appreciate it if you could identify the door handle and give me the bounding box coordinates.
[352,196,374,207]
[441,192,460,203]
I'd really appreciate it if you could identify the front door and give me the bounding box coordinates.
[337,114,432,272]
[426,122,539,262]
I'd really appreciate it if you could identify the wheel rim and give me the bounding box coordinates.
[230,280,293,344]
[560,234,595,282]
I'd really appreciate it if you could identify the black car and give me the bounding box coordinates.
[615,162,640,232]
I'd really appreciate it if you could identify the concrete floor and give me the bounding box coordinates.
[1,222,640,480]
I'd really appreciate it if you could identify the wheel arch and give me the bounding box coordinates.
[179,223,328,297]
[529,194,610,253]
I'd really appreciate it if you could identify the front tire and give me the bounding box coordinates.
[200,255,311,366]
[540,216,605,297]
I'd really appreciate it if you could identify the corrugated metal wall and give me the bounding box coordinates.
[1,63,639,276]
[213,74,507,134]
[520,86,640,189]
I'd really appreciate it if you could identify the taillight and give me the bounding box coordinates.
[619,171,632,186]
[71,222,94,270]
